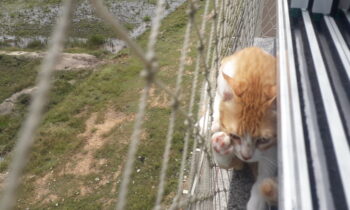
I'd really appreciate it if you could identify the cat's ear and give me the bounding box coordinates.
[265,85,276,106]
[222,73,246,97]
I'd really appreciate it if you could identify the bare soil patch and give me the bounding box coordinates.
[33,171,59,204]
[64,108,133,176]
[32,108,134,204]
[0,51,102,71]
[0,172,8,190]
[143,86,170,108]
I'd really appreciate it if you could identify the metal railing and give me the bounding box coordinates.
[278,1,350,209]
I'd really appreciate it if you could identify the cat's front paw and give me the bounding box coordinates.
[211,132,244,169]
[247,195,267,210]
[260,178,278,204]
[211,132,236,169]
[211,132,233,155]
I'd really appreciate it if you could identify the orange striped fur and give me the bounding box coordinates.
[220,47,276,141]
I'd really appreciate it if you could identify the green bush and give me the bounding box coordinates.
[17,93,31,106]
[0,41,10,47]
[87,34,106,48]
[143,16,151,22]
[27,40,45,49]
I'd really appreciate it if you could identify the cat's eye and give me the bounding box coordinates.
[229,133,241,143]
[229,133,240,140]
[256,138,269,145]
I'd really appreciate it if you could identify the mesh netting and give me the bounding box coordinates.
[0,0,276,209]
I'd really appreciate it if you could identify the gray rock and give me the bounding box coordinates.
[227,164,254,210]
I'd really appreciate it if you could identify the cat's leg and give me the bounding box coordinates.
[196,91,221,135]
[211,132,243,169]
[211,93,221,132]
[247,177,278,210]
[212,71,234,132]
[260,177,278,204]
[247,146,277,210]
[247,180,267,210]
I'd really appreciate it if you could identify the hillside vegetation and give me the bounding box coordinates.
[0,1,207,209]
[0,0,142,37]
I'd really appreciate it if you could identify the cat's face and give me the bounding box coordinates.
[219,47,277,161]
[220,97,277,161]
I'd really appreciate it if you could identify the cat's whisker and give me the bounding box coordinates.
[260,156,277,167]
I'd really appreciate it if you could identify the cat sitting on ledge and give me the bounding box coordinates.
[199,47,278,210]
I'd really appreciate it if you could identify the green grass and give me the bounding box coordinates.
[27,40,46,49]
[0,55,40,102]
[4,20,132,40]
[0,68,92,161]
[143,16,151,22]
[0,1,207,209]
[86,35,106,48]
[0,0,139,8]
[0,1,136,39]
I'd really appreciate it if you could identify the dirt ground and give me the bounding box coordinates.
[0,51,102,70]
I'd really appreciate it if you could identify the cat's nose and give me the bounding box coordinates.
[241,154,251,160]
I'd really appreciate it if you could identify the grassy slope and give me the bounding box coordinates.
[2,1,206,209]
[0,55,40,102]
[0,55,40,157]
[1,0,140,7]
[0,60,92,166]
[0,0,141,38]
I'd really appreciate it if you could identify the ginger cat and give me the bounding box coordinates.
[210,47,278,210]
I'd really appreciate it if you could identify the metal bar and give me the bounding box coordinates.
[302,11,350,208]
[324,16,350,82]
[294,26,335,210]
[291,0,310,10]
[283,5,313,210]
[346,12,350,24]
[334,11,350,49]
[323,16,350,135]
[339,0,350,11]
[277,0,298,209]
[312,0,334,14]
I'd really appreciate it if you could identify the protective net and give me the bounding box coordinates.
[0,0,276,209]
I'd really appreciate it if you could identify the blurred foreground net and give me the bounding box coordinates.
[0,0,276,209]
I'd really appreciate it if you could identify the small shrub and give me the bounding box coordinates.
[0,157,9,173]
[27,40,44,49]
[17,93,31,106]
[91,50,110,58]
[87,34,106,48]
[65,39,86,48]
[143,16,151,22]
[0,41,10,47]
[148,0,157,5]
[124,23,134,30]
